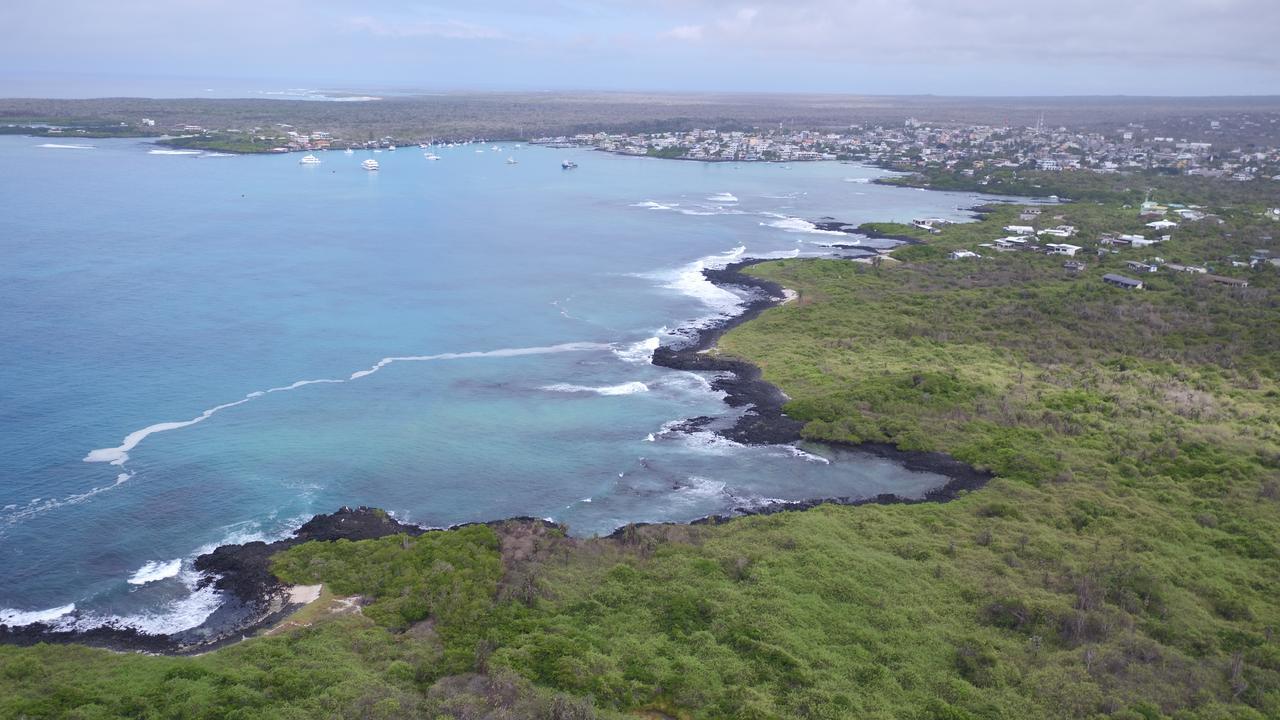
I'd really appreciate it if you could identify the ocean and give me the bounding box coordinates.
[0,137,1001,634]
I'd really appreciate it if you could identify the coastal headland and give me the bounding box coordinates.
[2,151,1277,718]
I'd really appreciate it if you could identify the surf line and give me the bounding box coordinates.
[83,341,612,469]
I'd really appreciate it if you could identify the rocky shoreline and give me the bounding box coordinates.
[1,249,992,656]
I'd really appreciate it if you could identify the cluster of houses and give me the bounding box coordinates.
[947,204,1265,291]
[529,114,1280,179]
[533,128,837,162]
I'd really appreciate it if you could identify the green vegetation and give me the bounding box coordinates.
[2,197,1278,719]
[879,167,1280,206]
[0,122,156,139]
[156,133,287,154]
[646,145,687,159]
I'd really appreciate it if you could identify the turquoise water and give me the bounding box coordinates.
[0,137,1000,632]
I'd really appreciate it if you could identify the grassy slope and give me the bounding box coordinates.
[2,199,1278,720]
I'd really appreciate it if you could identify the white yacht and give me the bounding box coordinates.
[506,156,518,165]
[424,153,441,160]
[299,154,321,165]
[362,158,380,171]
[343,148,354,155]
[561,160,578,169]
[388,145,396,151]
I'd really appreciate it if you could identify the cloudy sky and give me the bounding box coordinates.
[2,0,1277,97]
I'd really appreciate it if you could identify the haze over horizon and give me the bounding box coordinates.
[3,0,1279,98]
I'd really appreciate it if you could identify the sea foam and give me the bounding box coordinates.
[760,215,847,236]
[542,381,650,396]
[82,342,610,473]
[612,337,659,364]
[37,143,94,149]
[0,603,77,627]
[127,559,183,585]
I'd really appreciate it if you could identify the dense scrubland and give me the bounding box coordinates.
[2,180,1278,719]
[4,93,1280,143]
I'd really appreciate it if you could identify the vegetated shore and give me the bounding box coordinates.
[0,241,990,657]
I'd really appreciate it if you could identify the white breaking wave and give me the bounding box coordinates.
[639,246,748,321]
[707,192,739,203]
[760,216,847,236]
[37,143,94,149]
[61,572,222,635]
[542,381,650,396]
[612,337,659,364]
[80,341,609,475]
[148,149,202,156]
[127,559,183,586]
[1,471,133,528]
[84,397,258,466]
[201,152,235,158]
[771,445,832,464]
[348,342,609,380]
[843,177,871,184]
[677,476,728,499]
[0,603,77,627]
[631,200,745,217]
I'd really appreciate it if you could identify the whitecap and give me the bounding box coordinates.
[37,143,94,149]
[148,149,202,155]
[84,397,257,465]
[843,177,871,184]
[1,472,133,528]
[772,445,832,464]
[0,603,76,627]
[612,337,659,364]
[636,246,748,324]
[760,216,847,236]
[542,381,650,396]
[127,559,183,586]
[707,192,739,203]
[678,430,747,455]
[632,200,673,210]
[60,575,222,635]
[348,342,609,381]
[80,341,609,476]
[677,476,727,498]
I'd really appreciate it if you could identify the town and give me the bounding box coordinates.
[534,114,1280,181]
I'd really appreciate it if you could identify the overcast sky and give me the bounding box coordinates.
[2,0,1278,97]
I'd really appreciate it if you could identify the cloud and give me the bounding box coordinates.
[662,24,705,41]
[656,0,1280,68]
[344,15,504,40]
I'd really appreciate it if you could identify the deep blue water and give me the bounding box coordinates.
[0,137,1001,632]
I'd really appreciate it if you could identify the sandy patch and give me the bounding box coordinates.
[288,584,322,604]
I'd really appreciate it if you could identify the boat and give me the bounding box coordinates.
[561,160,578,169]
[424,153,441,160]
[362,158,380,171]
[388,145,396,151]
[299,154,321,165]
[343,148,354,155]
[506,156,518,165]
